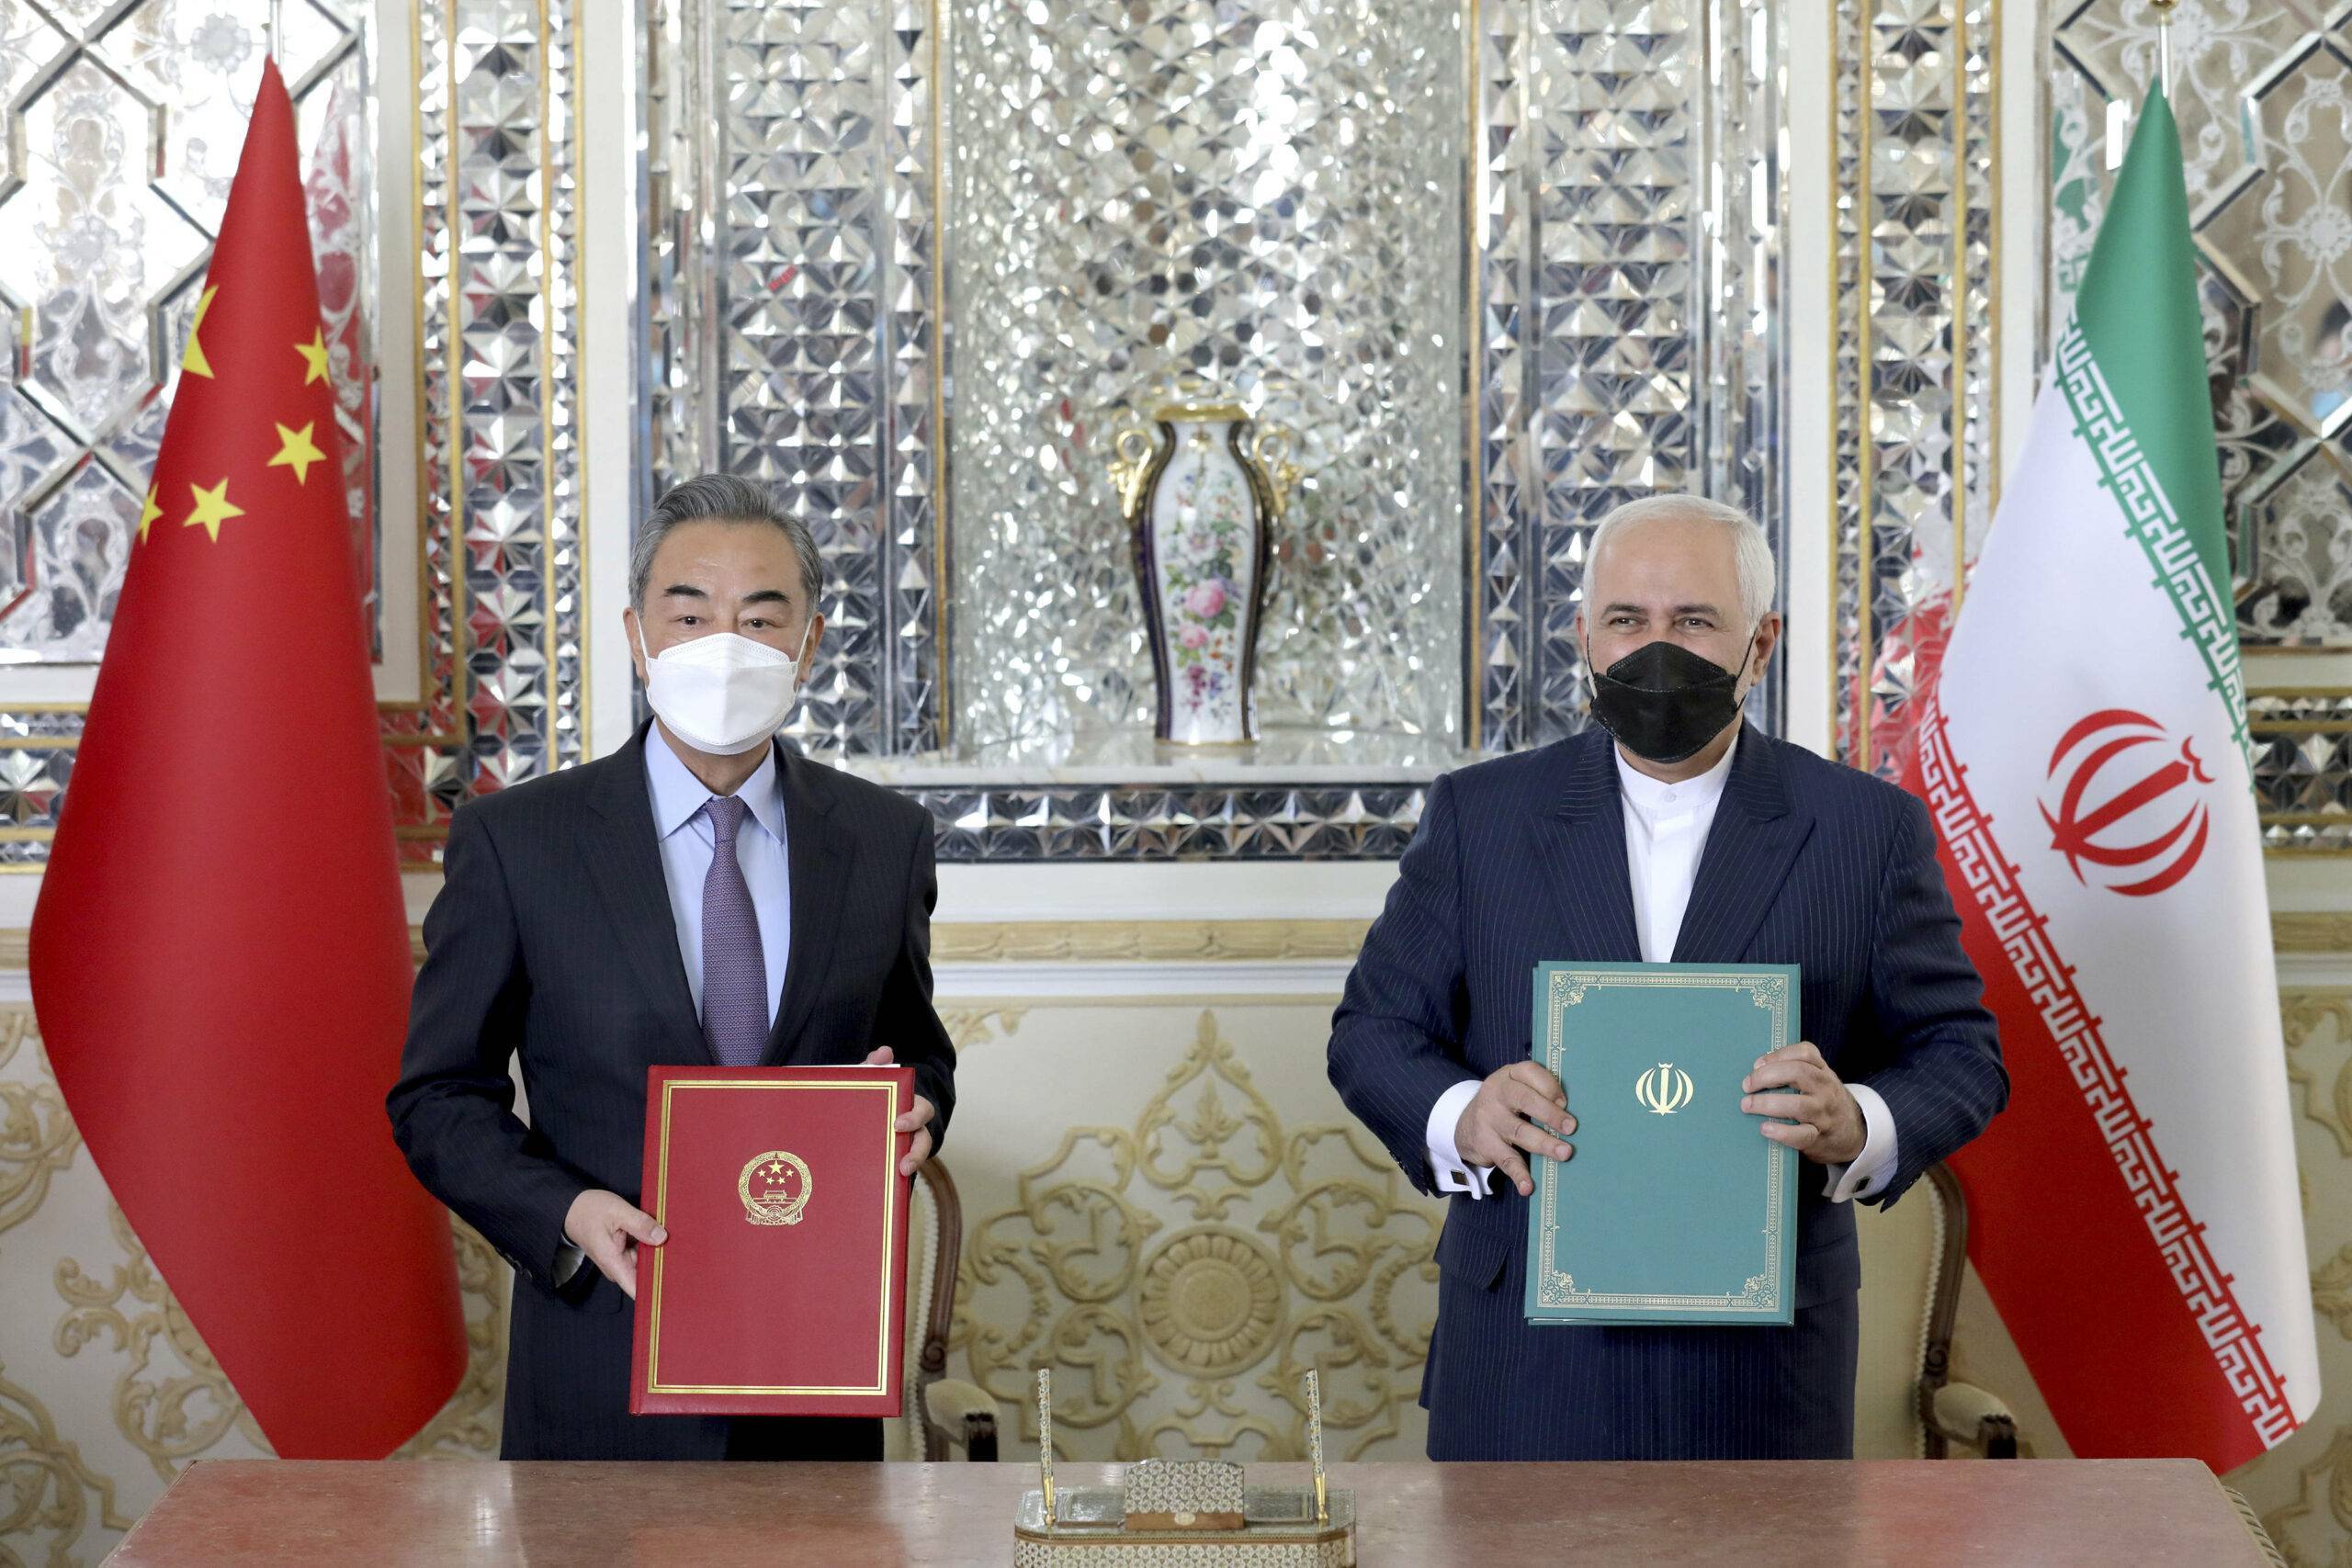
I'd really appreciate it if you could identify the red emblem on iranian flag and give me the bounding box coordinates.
[2038,708,2212,897]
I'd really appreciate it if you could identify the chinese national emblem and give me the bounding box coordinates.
[738,1149,813,1226]
[2039,708,2212,898]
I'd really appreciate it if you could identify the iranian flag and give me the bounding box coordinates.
[1903,87,2317,1469]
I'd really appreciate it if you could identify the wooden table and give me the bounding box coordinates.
[107,1458,2270,1565]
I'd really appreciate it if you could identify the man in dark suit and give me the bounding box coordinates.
[390,474,956,1461]
[1328,494,2006,1461]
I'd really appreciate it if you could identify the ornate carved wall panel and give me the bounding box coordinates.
[942,1000,1444,1462]
[0,0,588,869]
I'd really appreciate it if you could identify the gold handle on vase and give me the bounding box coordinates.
[1106,420,1159,524]
[1247,423,1302,524]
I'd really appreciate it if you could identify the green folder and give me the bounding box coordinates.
[1522,962,1800,1326]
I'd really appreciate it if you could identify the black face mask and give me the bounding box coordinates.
[1587,634,1757,765]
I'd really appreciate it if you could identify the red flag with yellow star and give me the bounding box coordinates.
[28,60,464,1458]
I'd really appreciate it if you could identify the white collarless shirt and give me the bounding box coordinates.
[1424,734,1898,1202]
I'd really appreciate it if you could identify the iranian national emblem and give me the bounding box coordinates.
[1635,1063,1694,1116]
[2039,708,2212,897]
[739,1149,812,1226]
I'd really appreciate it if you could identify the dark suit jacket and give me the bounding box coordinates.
[1327,724,2006,1460]
[388,724,956,1460]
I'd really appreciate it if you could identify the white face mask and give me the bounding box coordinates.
[637,621,812,756]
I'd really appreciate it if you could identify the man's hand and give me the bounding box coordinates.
[1453,1061,1577,1198]
[862,1046,936,1176]
[562,1189,665,1300]
[1742,1041,1865,1163]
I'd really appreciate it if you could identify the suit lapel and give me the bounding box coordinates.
[1529,729,1644,964]
[584,727,709,1060]
[764,747,851,1064]
[1670,724,1815,964]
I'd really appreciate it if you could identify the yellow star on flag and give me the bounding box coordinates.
[183,478,246,541]
[181,287,218,378]
[295,329,332,386]
[138,484,163,545]
[268,421,327,485]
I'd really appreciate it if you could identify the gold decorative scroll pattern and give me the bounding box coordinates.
[951,1009,1441,1463]
[0,1007,506,1565]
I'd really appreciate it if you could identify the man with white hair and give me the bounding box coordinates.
[1328,493,2007,1460]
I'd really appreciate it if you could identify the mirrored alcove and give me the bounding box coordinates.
[942,0,1466,769]
[639,0,1792,849]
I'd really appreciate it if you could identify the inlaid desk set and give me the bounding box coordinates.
[1013,1369,1356,1565]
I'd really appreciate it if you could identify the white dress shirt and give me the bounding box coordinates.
[1424,733,1899,1202]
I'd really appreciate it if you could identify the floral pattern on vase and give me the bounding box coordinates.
[1110,402,1295,745]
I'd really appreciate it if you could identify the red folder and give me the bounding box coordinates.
[629,1066,914,1416]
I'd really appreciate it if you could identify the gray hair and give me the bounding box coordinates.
[629,474,824,612]
[1587,493,1777,628]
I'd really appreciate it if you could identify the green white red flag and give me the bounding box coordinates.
[1904,87,2316,1469]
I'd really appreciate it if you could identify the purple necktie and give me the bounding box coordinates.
[699,795,768,1066]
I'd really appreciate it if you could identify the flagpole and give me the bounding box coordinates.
[2150,0,2176,96]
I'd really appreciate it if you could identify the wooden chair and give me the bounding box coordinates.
[882,1159,999,1461]
[1853,1162,2020,1458]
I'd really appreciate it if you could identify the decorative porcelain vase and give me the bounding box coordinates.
[1108,398,1298,746]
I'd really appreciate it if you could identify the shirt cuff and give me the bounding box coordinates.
[1823,1082,1898,1203]
[553,1241,587,1287]
[1424,1078,1494,1199]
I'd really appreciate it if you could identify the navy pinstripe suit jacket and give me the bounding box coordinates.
[387,724,956,1460]
[1328,723,2007,1460]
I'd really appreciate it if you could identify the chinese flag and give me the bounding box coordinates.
[28,61,465,1459]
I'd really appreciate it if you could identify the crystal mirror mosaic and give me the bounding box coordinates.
[637,0,1792,856]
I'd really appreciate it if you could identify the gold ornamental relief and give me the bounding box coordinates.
[2246,1422,2352,1564]
[52,1201,514,1482]
[1136,1014,1283,1222]
[0,1009,79,1238]
[0,1359,131,1562]
[954,1009,1441,1463]
[55,1204,266,1482]
[2283,991,2352,1157]
[939,1006,1027,1053]
[2312,1247,2352,1340]
[1137,1228,1283,1377]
